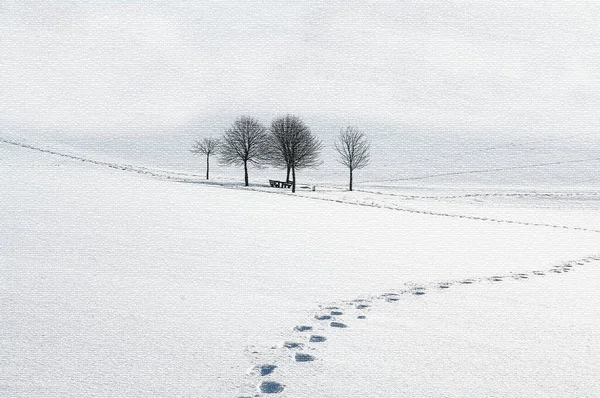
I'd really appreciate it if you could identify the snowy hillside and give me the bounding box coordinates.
[2,138,600,397]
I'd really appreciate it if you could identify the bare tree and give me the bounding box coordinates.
[190,137,220,180]
[267,117,293,183]
[334,126,371,191]
[268,115,322,192]
[220,116,268,186]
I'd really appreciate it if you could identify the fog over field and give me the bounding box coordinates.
[2,1,600,136]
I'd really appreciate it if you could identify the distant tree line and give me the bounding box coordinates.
[191,115,370,192]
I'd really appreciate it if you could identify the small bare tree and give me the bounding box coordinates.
[190,137,220,180]
[220,116,268,186]
[334,126,371,191]
[268,115,322,193]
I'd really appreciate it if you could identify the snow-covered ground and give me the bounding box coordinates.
[1,137,600,397]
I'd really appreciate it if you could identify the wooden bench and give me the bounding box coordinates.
[269,179,293,188]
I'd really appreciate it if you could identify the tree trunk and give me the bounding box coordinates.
[206,154,210,180]
[349,167,353,191]
[286,165,291,183]
[244,160,249,186]
[291,165,296,193]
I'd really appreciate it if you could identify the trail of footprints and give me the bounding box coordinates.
[238,255,600,396]
[6,138,600,234]
[5,139,600,395]
[273,191,600,234]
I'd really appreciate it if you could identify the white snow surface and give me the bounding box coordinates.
[2,138,600,397]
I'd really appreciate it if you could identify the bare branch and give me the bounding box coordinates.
[334,126,371,190]
[190,137,221,180]
[190,137,221,156]
[267,115,322,192]
[219,116,269,186]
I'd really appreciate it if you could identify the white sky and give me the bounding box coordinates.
[1,1,599,136]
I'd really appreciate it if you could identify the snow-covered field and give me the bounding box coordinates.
[1,136,600,397]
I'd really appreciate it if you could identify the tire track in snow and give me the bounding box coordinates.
[237,255,600,396]
[3,137,600,234]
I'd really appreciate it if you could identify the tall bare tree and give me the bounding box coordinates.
[268,115,322,192]
[220,116,268,186]
[334,126,371,191]
[190,137,221,180]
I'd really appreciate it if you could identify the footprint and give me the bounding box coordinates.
[355,304,370,309]
[383,293,401,301]
[490,276,503,282]
[438,283,451,289]
[460,279,474,284]
[309,335,327,343]
[413,291,426,295]
[314,314,332,320]
[330,311,343,316]
[533,271,545,276]
[294,353,315,362]
[248,364,277,376]
[357,315,367,319]
[258,381,284,394]
[330,322,347,328]
[294,325,313,332]
[282,341,304,349]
